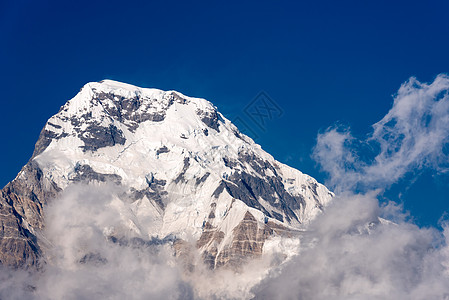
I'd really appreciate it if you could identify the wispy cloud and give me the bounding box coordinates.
[313,74,449,192]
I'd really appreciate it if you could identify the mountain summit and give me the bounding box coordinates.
[0,80,332,269]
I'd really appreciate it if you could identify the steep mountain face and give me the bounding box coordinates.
[0,80,333,269]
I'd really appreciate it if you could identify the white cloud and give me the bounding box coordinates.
[0,184,192,300]
[0,184,281,299]
[253,74,449,299]
[313,74,449,192]
[253,193,449,299]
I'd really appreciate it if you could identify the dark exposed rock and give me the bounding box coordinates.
[70,112,91,127]
[197,109,222,132]
[33,130,56,157]
[0,196,40,268]
[195,172,210,186]
[196,222,225,269]
[156,146,170,155]
[47,122,61,129]
[44,89,192,156]
[0,161,60,268]
[222,157,240,169]
[215,212,268,268]
[208,203,217,219]
[96,92,142,117]
[198,211,293,269]
[212,170,303,223]
[79,124,126,152]
[238,151,278,177]
[32,128,68,159]
[30,87,193,158]
[129,177,167,210]
[69,164,122,184]
[154,179,166,186]
[4,161,60,229]
[211,150,305,223]
[306,182,324,209]
[309,182,318,196]
[90,90,187,133]
[174,158,190,184]
[212,181,225,198]
[144,113,165,122]
[271,211,284,222]
[95,92,165,126]
[168,91,187,105]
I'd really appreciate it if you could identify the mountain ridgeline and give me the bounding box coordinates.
[0,80,333,270]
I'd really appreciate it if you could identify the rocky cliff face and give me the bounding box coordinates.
[0,80,333,270]
[0,160,59,267]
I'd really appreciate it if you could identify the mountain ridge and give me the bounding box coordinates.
[0,80,333,270]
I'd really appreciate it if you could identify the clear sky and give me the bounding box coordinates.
[1,0,448,227]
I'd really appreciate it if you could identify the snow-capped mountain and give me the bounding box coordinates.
[0,80,332,269]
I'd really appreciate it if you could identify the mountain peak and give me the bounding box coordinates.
[97,79,143,90]
[1,80,333,272]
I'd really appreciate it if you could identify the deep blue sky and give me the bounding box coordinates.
[1,0,448,227]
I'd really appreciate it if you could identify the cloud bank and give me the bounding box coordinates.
[1,184,193,300]
[253,74,449,299]
[0,184,278,300]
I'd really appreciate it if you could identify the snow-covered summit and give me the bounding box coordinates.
[2,80,333,269]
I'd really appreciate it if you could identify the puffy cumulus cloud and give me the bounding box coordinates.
[253,74,449,299]
[253,193,449,300]
[313,74,449,192]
